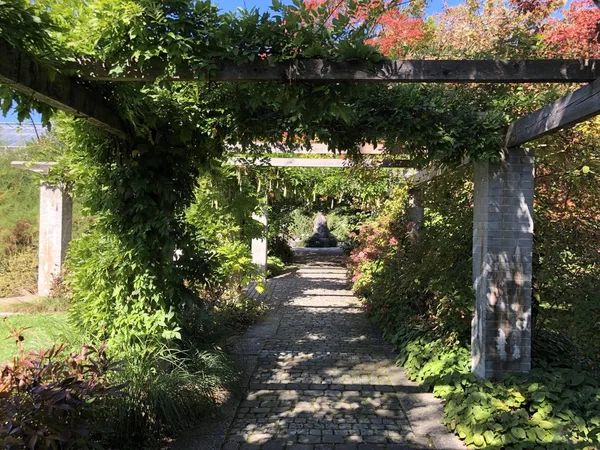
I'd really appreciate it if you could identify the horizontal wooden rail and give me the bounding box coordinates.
[11,161,57,175]
[229,157,413,168]
[506,78,600,147]
[0,41,126,138]
[227,142,384,155]
[68,59,600,84]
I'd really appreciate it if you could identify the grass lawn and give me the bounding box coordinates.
[0,313,76,362]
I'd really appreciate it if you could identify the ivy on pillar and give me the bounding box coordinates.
[251,207,268,276]
[38,182,73,296]
[472,147,535,379]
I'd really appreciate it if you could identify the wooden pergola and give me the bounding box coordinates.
[3,35,599,379]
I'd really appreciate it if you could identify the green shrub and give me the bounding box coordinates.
[349,157,600,448]
[0,247,38,297]
[385,325,600,450]
[268,235,294,263]
[326,212,353,243]
[0,322,124,450]
[67,229,187,356]
[267,255,286,277]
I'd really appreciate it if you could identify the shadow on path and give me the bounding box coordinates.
[175,248,464,450]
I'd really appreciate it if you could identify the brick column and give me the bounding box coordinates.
[472,147,534,379]
[251,208,268,276]
[38,182,73,296]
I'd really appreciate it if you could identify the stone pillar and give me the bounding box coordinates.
[251,208,268,276]
[472,147,535,379]
[407,187,424,235]
[38,182,73,296]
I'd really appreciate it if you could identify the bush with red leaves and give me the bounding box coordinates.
[0,319,125,449]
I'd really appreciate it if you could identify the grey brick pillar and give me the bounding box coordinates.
[251,208,268,276]
[38,182,73,296]
[472,147,534,379]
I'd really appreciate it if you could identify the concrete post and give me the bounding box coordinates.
[38,182,73,296]
[251,208,268,276]
[407,187,424,237]
[472,147,535,379]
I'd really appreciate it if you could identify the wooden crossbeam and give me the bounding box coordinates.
[0,41,127,138]
[506,78,600,147]
[229,157,412,168]
[69,59,600,84]
[228,142,384,155]
[11,161,57,175]
[412,167,444,185]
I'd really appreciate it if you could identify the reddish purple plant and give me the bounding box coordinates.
[1,318,125,449]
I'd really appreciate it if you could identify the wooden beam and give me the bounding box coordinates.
[412,167,444,185]
[506,78,600,147]
[0,41,127,138]
[69,59,600,83]
[228,142,384,155]
[11,161,57,175]
[229,157,412,168]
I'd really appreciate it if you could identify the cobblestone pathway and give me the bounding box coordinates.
[222,248,465,450]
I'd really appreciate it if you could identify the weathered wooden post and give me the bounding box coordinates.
[251,206,268,276]
[471,147,535,379]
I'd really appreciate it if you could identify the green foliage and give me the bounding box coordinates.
[0,247,38,297]
[2,0,507,165]
[61,114,219,354]
[348,141,600,448]
[0,138,86,297]
[0,149,40,257]
[100,348,235,449]
[0,0,58,125]
[388,326,600,450]
[326,212,353,243]
[67,229,185,355]
[531,122,600,360]
[0,313,74,363]
[268,236,294,263]
[0,324,124,450]
[349,170,473,341]
[208,241,263,296]
[267,256,286,277]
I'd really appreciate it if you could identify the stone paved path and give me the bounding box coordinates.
[221,248,465,450]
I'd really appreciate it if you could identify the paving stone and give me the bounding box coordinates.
[222,248,463,450]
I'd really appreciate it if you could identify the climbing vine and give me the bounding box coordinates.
[0,0,510,353]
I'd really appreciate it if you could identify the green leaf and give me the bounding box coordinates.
[570,373,585,386]
[532,391,546,402]
[484,430,496,444]
[473,433,485,446]
[511,427,526,440]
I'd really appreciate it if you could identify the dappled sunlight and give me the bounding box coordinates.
[222,248,460,449]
